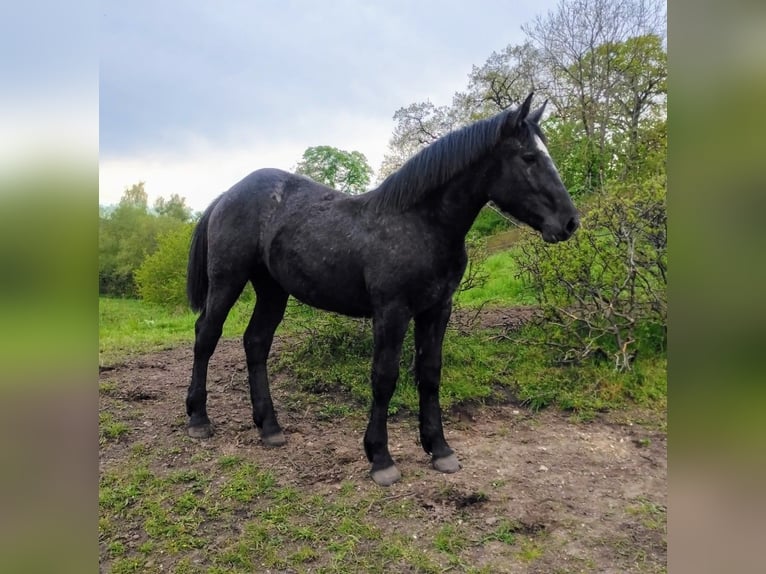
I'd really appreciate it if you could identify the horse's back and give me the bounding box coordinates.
[203,169,361,289]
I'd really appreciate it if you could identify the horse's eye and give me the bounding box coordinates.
[522,152,536,164]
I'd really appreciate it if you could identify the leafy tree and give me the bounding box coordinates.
[134,223,194,309]
[153,193,193,222]
[378,101,461,181]
[295,146,373,194]
[522,0,666,190]
[458,42,546,120]
[119,181,148,209]
[99,183,189,297]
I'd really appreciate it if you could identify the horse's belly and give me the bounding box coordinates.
[291,287,372,318]
[268,249,372,317]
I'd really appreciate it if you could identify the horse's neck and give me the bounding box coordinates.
[420,167,489,241]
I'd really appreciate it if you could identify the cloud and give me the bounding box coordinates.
[99,111,394,211]
[99,0,555,207]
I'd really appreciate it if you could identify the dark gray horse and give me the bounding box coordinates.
[185,93,578,486]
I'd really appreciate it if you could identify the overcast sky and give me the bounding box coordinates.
[99,0,558,211]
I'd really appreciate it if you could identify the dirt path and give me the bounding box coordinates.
[100,337,666,573]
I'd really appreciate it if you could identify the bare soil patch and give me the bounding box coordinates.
[100,334,666,573]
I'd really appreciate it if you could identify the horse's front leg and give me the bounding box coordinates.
[415,300,460,473]
[364,306,410,486]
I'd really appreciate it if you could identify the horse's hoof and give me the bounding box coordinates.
[261,430,286,447]
[371,465,402,487]
[432,453,461,474]
[187,423,213,439]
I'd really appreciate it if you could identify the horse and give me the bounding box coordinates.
[185,92,579,486]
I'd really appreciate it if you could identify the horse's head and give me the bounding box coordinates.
[487,93,579,244]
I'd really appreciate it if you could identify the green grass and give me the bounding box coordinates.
[100,454,464,573]
[455,249,536,308]
[99,297,221,365]
[100,291,666,422]
[99,299,665,572]
[626,497,666,531]
[278,314,518,414]
[99,238,666,421]
[99,425,563,572]
[99,411,129,443]
[505,328,667,419]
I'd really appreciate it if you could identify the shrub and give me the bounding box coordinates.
[135,224,194,309]
[515,178,667,371]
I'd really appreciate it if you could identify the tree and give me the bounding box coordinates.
[522,0,666,190]
[154,193,193,222]
[99,183,191,297]
[377,101,463,181]
[119,181,148,210]
[295,146,374,194]
[458,42,547,119]
[134,223,194,309]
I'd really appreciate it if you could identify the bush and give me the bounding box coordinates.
[135,224,195,309]
[515,178,667,371]
[278,302,511,413]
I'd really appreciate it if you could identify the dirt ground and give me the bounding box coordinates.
[99,320,666,573]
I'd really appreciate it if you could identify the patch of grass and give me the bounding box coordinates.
[455,249,536,308]
[290,545,319,563]
[220,462,276,503]
[107,539,126,557]
[482,519,520,545]
[507,325,667,418]
[626,498,666,531]
[318,403,354,420]
[99,411,129,443]
[278,309,666,419]
[434,524,469,554]
[99,296,253,365]
[279,317,517,414]
[517,537,544,562]
[217,455,244,469]
[130,442,150,457]
[110,557,145,573]
[99,380,117,395]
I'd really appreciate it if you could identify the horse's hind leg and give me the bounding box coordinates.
[245,273,289,446]
[186,275,248,438]
[415,301,460,474]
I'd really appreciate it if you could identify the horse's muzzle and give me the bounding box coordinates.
[542,215,579,244]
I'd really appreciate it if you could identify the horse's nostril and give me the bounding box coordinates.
[565,216,579,235]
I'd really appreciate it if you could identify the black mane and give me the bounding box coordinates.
[365,108,518,212]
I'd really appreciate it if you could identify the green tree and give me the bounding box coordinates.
[295,146,374,194]
[154,193,193,222]
[134,223,194,309]
[522,0,666,190]
[378,101,465,181]
[119,180,148,209]
[99,183,189,297]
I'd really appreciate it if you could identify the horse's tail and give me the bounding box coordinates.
[187,195,223,313]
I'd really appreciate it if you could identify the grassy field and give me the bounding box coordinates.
[100,248,667,573]
[100,297,250,366]
[100,448,530,574]
[453,250,536,308]
[100,240,666,419]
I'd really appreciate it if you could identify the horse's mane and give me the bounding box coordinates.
[364,107,519,213]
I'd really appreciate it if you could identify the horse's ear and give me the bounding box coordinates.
[528,99,548,125]
[502,92,535,137]
[519,92,534,121]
